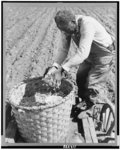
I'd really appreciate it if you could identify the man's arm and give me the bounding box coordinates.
[62,21,95,72]
[54,31,71,66]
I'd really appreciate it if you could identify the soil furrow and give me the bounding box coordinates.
[6,8,46,52]
[30,19,58,78]
[26,9,58,77]
[6,8,56,91]
[5,7,38,30]
[6,8,51,86]
[73,7,88,15]
[4,6,29,29]
[6,8,50,70]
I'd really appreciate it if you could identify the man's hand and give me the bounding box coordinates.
[44,66,57,78]
[52,68,63,88]
[43,66,63,88]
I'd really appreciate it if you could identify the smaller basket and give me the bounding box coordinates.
[9,78,75,143]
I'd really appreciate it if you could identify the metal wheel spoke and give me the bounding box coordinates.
[102,113,105,131]
[106,111,111,132]
[105,108,110,131]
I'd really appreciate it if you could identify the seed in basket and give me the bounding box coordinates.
[35,93,47,104]
[45,95,62,104]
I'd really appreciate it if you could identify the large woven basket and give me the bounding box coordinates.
[9,78,75,143]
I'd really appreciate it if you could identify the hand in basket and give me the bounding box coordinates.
[43,66,63,88]
[43,65,73,88]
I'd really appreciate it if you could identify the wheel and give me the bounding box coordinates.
[92,103,103,121]
[99,103,115,136]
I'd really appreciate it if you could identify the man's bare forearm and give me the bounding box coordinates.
[54,48,69,65]
[54,31,71,66]
[62,52,86,72]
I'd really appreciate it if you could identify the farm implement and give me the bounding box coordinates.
[76,102,115,143]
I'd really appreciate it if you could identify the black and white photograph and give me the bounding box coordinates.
[1,1,119,148]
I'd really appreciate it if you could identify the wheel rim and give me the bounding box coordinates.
[100,103,115,135]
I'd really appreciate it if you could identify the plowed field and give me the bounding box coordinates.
[4,4,116,105]
[4,3,117,143]
[4,4,116,106]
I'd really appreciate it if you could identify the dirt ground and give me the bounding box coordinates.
[4,3,116,143]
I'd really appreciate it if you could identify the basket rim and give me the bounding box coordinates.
[8,79,75,110]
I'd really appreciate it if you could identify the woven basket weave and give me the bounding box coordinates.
[9,79,75,143]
